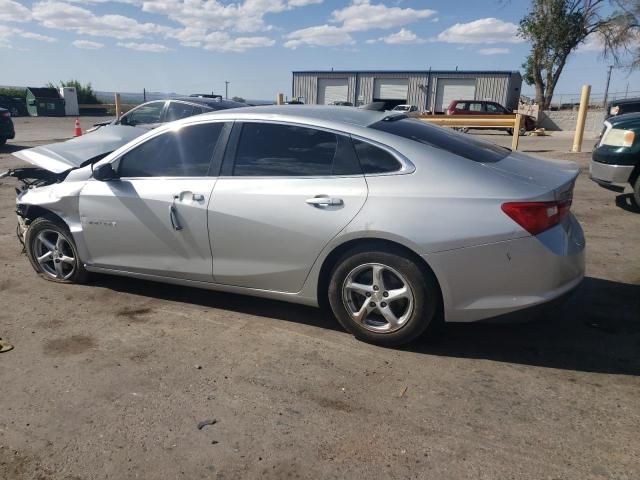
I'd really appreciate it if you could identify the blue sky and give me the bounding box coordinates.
[1,0,638,101]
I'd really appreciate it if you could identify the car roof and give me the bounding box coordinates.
[171,96,247,109]
[608,97,640,107]
[193,105,401,128]
[608,111,640,125]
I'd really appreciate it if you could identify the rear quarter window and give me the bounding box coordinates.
[370,118,510,163]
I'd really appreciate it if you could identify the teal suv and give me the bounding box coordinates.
[590,112,640,207]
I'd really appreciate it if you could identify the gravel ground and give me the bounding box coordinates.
[0,119,638,480]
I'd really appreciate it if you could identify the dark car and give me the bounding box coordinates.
[446,100,536,136]
[88,97,247,132]
[0,95,27,117]
[0,108,15,146]
[606,97,640,119]
[359,100,402,112]
[590,112,640,207]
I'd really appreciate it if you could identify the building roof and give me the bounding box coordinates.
[27,87,61,99]
[293,70,521,76]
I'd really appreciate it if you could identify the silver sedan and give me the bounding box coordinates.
[9,106,585,346]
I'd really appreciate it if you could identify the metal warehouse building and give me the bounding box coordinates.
[292,70,523,113]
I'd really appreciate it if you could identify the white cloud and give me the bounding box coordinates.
[73,39,104,49]
[287,0,323,5]
[142,0,321,34]
[331,0,436,32]
[0,24,57,48]
[378,28,425,44]
[117,41,170,52]
[437,17,523,44]
[284,24,354,49]
[0,0,31,22]
[32,1,172,39]
[19,30,57,42]
[478,47,510,55]
[201,31,275,52]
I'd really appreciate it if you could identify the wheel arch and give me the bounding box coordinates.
[19,204,69,228]
[316,237,444,321]
[629,163,640,186]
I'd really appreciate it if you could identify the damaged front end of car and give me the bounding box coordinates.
[3,124,148,249]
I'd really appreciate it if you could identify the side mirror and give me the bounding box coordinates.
[93,163,118,181]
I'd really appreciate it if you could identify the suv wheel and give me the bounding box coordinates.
[633,175,640,209]
[25,217,88,283]
[328,247,439,346]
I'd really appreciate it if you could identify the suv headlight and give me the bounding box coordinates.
[601,128,635,148]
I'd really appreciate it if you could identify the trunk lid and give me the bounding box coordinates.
[12,125,147,173]
[483,151,579,200]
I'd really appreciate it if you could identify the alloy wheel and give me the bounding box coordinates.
[33,229,76,280]
[342,263,414,333]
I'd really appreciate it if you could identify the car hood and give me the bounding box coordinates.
[12,125,147,173]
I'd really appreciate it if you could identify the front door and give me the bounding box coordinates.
[79,121,227,282]
[209,121,368,293]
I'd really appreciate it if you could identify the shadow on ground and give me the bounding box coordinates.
[0,144,29,154]
[94,274,639,376]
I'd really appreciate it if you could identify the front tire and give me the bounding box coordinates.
[633,175,640,209]
[328,247,439,346]
[25,217,88,283]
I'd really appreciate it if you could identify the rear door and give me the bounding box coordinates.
[208,121,368,293]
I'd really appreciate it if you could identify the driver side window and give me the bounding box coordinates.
[118,122,223,177]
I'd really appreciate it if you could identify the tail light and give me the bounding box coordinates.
[501,200,572,235]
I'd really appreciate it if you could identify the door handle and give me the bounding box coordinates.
[176,191,205,202]
[305,196,344,207]
[170,197,183,231]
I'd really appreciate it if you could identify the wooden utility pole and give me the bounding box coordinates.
[572,85,591,153]
[512,114,522,151]
[602,65,613,108]
[114,93,122,121]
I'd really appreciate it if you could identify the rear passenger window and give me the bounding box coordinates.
[370,118,510,163]
[118,123,222,177]
[353,139,402,174]
[234,123,358,176]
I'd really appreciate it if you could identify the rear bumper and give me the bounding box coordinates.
[425,214,585,323]
[589,160,634,186]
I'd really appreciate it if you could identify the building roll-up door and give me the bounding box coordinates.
[435,78,476,112]
[317,78,349,105]
[373,78,409,100]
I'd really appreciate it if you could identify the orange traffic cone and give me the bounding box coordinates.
[74,118,82,137]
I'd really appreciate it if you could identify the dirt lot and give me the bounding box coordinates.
[0,119,638,480]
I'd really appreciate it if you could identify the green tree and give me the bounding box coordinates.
[47,80,100,104]
[231,96,246,103]
[519,0,636,109]
[0,87,26,98]
[605,0,640,68]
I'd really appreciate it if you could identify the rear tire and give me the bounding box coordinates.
[328,247,439,346]
[25,217,88,284]
[0,139,6,146]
